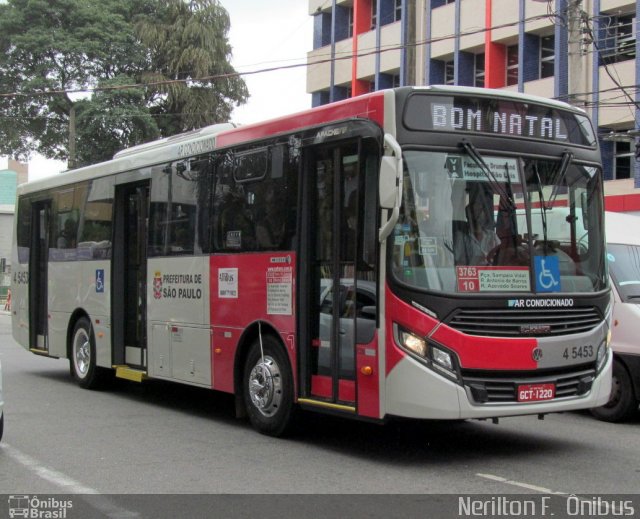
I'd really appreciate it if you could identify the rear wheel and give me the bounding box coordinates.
[70,317,109,389]
[0,413,4,442]
[243,334,295,436]
[591,360,638,422]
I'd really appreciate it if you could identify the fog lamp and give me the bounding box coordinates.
[431,346,453,371]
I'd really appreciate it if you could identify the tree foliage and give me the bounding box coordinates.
[0,0,248,168]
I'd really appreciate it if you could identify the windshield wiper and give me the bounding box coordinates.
[459,139,515,209]
[547,151,573,208]
[532,162,550,255]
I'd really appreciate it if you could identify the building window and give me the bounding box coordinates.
[474,53,485,87]
[613,141,632,180]
[602,14,636,64]
[371,0,377,28]
[348,7,354,38]
[395,0,402,22]
[506,45,518,86]
[540,35,554,79]
[445,60,454,85]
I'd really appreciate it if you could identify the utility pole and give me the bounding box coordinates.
[567,0,591,108]
[406,0,416,86]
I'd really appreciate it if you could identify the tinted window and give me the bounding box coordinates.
[213,142,298,252]
[149,159,202,257]
[16,196,32,264]
[78,178,114,260]
[50,186,81,261]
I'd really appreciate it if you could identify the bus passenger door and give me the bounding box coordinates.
[302,140,378,408]
[29,200,51,352]
[113,182,149,370]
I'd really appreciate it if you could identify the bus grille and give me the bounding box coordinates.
[446,307,601,337]
[462,367,596,404]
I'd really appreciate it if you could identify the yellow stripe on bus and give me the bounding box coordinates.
[297,398,356,413]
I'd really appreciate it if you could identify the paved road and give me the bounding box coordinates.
[1,313,639,502]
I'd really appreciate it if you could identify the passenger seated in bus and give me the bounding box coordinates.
[220,188,256,250]
[454,198,499,265]
[57,219,77,249]
[256,187,284,250]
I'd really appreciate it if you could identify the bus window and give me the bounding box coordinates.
[78,178,114,260]
[213,144,294,252]
[51,186,81,261]
[16,197,32,264]
[149,161,199,256]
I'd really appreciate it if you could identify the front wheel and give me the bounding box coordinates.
[590,360,638,422]
[70,317,109,389]
[243,334,295,436]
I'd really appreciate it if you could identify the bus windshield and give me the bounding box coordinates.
[391,149,607,294]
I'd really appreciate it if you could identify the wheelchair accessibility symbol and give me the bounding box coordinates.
[534,256,560,293]
[96,269,104,293]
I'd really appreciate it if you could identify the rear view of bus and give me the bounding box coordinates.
[381,87,611,420]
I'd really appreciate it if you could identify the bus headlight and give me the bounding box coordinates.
[397,327,427,357]
[394,324,460,382]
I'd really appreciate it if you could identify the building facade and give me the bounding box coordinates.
[307,0,640,189]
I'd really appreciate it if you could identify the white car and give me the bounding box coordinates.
[590,211,640,422]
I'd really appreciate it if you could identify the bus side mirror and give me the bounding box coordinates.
[379,156,397,209]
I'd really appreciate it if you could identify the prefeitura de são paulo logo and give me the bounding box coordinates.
[153,271,162,299]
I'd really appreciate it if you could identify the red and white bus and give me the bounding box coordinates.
[11,86,612,435]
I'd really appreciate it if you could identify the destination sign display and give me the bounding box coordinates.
[403,94,596,147]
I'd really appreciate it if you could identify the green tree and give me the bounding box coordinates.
[137,0,249,137]
[0,0,248,168]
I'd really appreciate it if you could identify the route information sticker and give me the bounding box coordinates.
[266,266,293,315]
[457,266,530,292]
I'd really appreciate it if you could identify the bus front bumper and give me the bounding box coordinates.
[384,349,613,421]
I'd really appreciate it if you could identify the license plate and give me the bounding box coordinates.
[517,383,555,402]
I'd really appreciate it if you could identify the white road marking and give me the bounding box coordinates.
[1,443,139,518]
[476,473,631,515]
[476,473,567,494]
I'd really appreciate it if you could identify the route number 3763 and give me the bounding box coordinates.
[562,345,594,360]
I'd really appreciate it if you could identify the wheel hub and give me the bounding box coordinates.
[248,356,282,417]
[74,330,90,377]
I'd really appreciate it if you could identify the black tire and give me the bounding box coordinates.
[70,317,110,389]
[243,334,295,437]
[0,413,4,442]
[591,360,638,422]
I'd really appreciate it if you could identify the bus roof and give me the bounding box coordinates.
[18,86,585,196]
